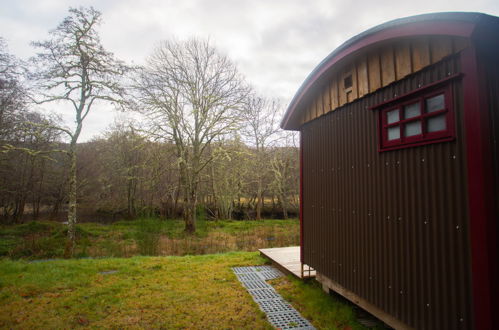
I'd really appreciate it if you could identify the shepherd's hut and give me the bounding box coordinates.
[281,12,498,330]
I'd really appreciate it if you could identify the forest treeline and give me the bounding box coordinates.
[0,7,299,236]
[0,122,299,223]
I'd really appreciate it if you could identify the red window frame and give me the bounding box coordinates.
[374,78,457,152]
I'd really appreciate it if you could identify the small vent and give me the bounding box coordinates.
[344,75,353,89]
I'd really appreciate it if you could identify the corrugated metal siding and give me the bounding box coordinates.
[301,55,472,329]
[484,50,499,327]
[484,53,499,239]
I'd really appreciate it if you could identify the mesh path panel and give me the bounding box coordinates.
[232,266,315,329]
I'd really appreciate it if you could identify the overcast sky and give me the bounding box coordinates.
[2,0,499,141]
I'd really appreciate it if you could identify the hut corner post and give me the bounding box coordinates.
[461,45,497,330]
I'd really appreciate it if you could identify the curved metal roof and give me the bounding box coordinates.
[281,12,498,130]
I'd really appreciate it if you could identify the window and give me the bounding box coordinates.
[377,85,455,151]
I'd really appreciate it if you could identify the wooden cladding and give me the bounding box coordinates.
[299,35,470,126]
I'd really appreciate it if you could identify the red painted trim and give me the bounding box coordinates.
[299,132,304,263]
[376,83,456,152]
[282,21,475,129]
[461,45,495,330]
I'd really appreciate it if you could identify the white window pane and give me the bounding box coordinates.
[404,121,422,137]
[428,114,447,132]
[387,109,399,124]
[388,126,400,140]
[405,102,420,119]
[426,94,445,113]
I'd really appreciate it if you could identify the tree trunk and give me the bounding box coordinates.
[256,180,263,220]
[184,188,196,233]
[65,145,77,257]
[280,195,288,219]
[210,164,219,220]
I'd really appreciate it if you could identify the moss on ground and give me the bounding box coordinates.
[0,252,272,329]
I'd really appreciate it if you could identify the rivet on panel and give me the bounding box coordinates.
[426,303,430,307]
[400,290,403,294]
[456,225,460,230]
[385,162,389,166]
[421,158,425,162]
[452,155,456,159]
[460,318,464,322]
[388,285,392,289]
[387,216,390,220]
[398,217,402,221]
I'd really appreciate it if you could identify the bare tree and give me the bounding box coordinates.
[133,39,249,233]
[270,132,299,219]
[241,96,281,219]
[0,37,26,143]
[29,7,127,255]
[209,138,249,220]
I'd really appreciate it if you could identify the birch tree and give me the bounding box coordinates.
[133,39,249,233]
[29,7,127,255]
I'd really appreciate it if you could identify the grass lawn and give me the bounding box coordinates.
[0,252,369,329]
[0,219,299,259]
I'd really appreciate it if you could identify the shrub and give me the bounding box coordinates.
[134,218,162,256]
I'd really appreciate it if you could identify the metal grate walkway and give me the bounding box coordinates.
[232,266,315,330]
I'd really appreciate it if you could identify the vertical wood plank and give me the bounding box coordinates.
[357,57,369,97]
[352,65,359,100]
[331,76,339,111]
[323,86,331,114]
[312,97,318,120]
[381,45,396,86]
[339,70,349,106]
[411,37,430,72]
[368,52,382,92]
[305,102,311,123]
[395,41,412,80]
[317,89,324,117]
[430,36,452,63]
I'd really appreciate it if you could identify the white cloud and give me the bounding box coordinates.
[2,0,499,141]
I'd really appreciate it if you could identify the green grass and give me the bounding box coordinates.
[0,252,369,329]
[0,252,272,329]
[270,276,385,330]
[0,219,300,259]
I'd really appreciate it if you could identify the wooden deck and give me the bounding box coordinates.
[259,246,316,279]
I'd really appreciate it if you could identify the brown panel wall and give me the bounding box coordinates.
[301,55,472,329]
[483,50,499,321]
[484,52,499,226]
